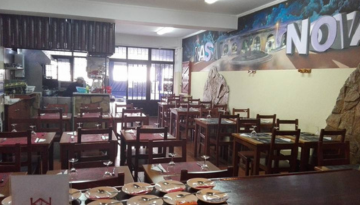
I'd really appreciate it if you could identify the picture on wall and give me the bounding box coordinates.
[182,0,360,72]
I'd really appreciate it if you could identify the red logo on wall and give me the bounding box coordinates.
[30,198,52,205]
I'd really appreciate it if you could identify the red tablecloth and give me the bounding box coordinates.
[0,133,47,145]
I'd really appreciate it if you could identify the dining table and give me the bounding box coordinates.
[143,161,220,183]
[59,130,118,169]
[34,113,72,131]
[112,112,149,134]
[119,128,175,166]
[169,107,200,139]
[0,132,55,174]
[194,118,237,158]
[314,164,360,171]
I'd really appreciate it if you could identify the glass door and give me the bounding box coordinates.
[109,61,127,99]
[127,63,147,100]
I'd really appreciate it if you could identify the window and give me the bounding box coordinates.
[150,64,174,100]
[45,63,57,79]
[128,47,148,60]
[57,59,71,82]
[111,47,127,59]
[113,62,127,82]
[74,57,92,85]
[151,49,174,62]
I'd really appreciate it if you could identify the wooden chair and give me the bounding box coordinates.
[188,98,200,104]
[8,118,38,132]
[276,119,299,130]
[162,104,176,128]
[180,95,192,102]
[121,109,145,130]
[114,103,134,114]
[132,127,168,181]
[71,172,125,189]
[180,167,234,181]
[199,108,219,118]
[0,130,38,174]
[76,108,104,129]
[256,114,276,132]
[148,139,187,164]
[0,144,21,172]
[200,101,212,109]
[80,107,103,117]
[237,118,260,133]
[37,109,63,141]
[80,103,100,109]
[213,104,228,112]
[45,104,69,114]
[259,129,301,174]
[233,108,250,118]
[317,129,349,167]
[77,127,112,143]
[179,104,201,140]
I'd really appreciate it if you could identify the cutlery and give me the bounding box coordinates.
[156,164,167,173]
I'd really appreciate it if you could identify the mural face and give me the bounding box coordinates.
[182,0,360,72]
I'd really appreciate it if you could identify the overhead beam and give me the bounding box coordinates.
[0,0,238,31]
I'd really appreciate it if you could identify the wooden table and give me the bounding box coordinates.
[0,132,55,174]
[47,166,134,184]
[119,129,175,166]
[34,113,72,131]
[194,118,236,158]
[315,164,360,171]
[232,132,294,176]
[59,130,118,169]
[169,107,200,139]
[157,102,174,127]
[143,161,220,183]
[112,112,149,133]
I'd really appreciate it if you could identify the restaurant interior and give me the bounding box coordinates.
[0,0,360,204]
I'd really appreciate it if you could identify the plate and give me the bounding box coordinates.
[196,189,229,204]
[127,195,163,205]
[1,196,11,205]
[122,182,153,195]
[154,180,186,193]
[187,178,215,190]
[163,192,198,205]
[85,186,119,200]
[69,188,81,201]
[88,199,120,205]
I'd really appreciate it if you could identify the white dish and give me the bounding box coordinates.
[1,196,11,205]
[187,178,215,190]
[196,189,229,204]
[69,188,82,201]
[122,182,153,195]
[163,192,198,205]
[154,180,186,193]
[85,186,118,200]
[127,195,163,205]
[87,199,120,205]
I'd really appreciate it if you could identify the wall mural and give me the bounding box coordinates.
[182,0,360,72]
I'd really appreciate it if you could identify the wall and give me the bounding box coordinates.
[115,33,183,94]
[191,68,355,133]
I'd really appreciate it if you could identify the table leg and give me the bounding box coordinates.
[60,144,68,169]
[120,138,126,166]
[253,148,260,175]
[204,126,209,156]
[232,139,239,177]
[194,124,199,158]
[169,112,173,136]
[300,146,310,171]
[42,147,49,174]
[127,143,132,168]
[158,106,161,126]
[49,143,54,170]
[176,114,180,140]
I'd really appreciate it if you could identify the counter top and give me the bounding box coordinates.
[73,92,110,96]
[4,99,22,106]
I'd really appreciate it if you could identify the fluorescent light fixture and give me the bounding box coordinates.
[205,0,218,4]
[156,27,175,35]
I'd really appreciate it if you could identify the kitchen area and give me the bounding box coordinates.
[0,14,116,131]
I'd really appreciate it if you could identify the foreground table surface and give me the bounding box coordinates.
[315,164,360,171]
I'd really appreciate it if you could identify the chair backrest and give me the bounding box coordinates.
[148,139,187,164]
[180,95,192,101]
[233,108,250,118]
[256,114,276,132]
[77,127,112,143]
[115,103,134,114]
[318,129,349,166]
[214,104,228,112]
[134,127,168,180]
[237,118,260,133]
[71,172,125,189]
[267,129,300,173]
[0,144,21,172]
[37,109,63,133]
[80,103,100,109]
[199,108,219,118]
[188,98,200,104]
[121,109,145,129]
[45,104,69,114]
[8,118,38,132]
[0,131,32,174]
[276,119,299,130]
[176,101,189,108]
[68,141,116,168]
[80,108,103,117]
[180,167,234,181]
[200,101,212,109]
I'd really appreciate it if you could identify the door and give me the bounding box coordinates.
[109,61,127,99]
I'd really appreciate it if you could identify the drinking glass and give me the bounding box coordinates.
[251,126,257,138]
[154,123,160,128]
[201,155,209,170]
[103,160,113,175]
[96,124,101,129]
[68,158,78,173]
[11,124,17,132]
[29,125,36,136]
[206,110,211,118]
[168,153,176,166]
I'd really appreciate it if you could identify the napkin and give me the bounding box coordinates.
[125,130,135,133]
[57,170,68,175]
[101,135,109,140]
[151,164,167,173]
[67,132,76,135]
[324,137,332,141]
[280,138,291,142]
[35,138,46,143]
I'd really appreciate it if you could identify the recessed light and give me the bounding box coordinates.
[205,0,218,4]
[156,27,175,35]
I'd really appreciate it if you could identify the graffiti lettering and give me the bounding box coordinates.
[286,19,310,55]
[196,42,214,62]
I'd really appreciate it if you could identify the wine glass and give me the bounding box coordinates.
[168,153,176,166]
[251,126,257,138]
[68,158,78,173]
[206,110,212,118]
[201,155,209,170]
[103,160,113,175]
[154,123,160,128]
[77,123,82,129]
[11,124,17,132]
[95,124,101,129]
[29,125,36,136]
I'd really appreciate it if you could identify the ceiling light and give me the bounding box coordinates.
[205,0,218,4]
[156,27,175,35]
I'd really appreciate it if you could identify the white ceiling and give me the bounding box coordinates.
[85,0,276,15]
